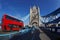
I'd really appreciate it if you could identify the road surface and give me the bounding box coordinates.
[0,27,51,40]
[39,28,51,40]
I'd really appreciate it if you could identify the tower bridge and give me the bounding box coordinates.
[29,6,40,26]
[29,6,60,40]
[29,6,60,27]
[0,6,60,40]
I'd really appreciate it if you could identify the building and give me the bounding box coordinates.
[29,6,41,26]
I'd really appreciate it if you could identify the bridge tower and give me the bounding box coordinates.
[29,6,41,26]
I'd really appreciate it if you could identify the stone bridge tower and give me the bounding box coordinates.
[29,6,40,26]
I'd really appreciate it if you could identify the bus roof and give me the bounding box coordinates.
[3,14,23,22]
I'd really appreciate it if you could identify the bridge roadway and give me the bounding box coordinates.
[39,28,51,40]
[0,26,51,40]
[34,27,51,40]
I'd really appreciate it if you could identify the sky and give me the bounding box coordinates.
[0,0,60,25]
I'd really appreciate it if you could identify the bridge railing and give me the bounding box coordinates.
[40,26,60,34]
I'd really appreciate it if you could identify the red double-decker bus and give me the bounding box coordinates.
[2,14,24,31]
